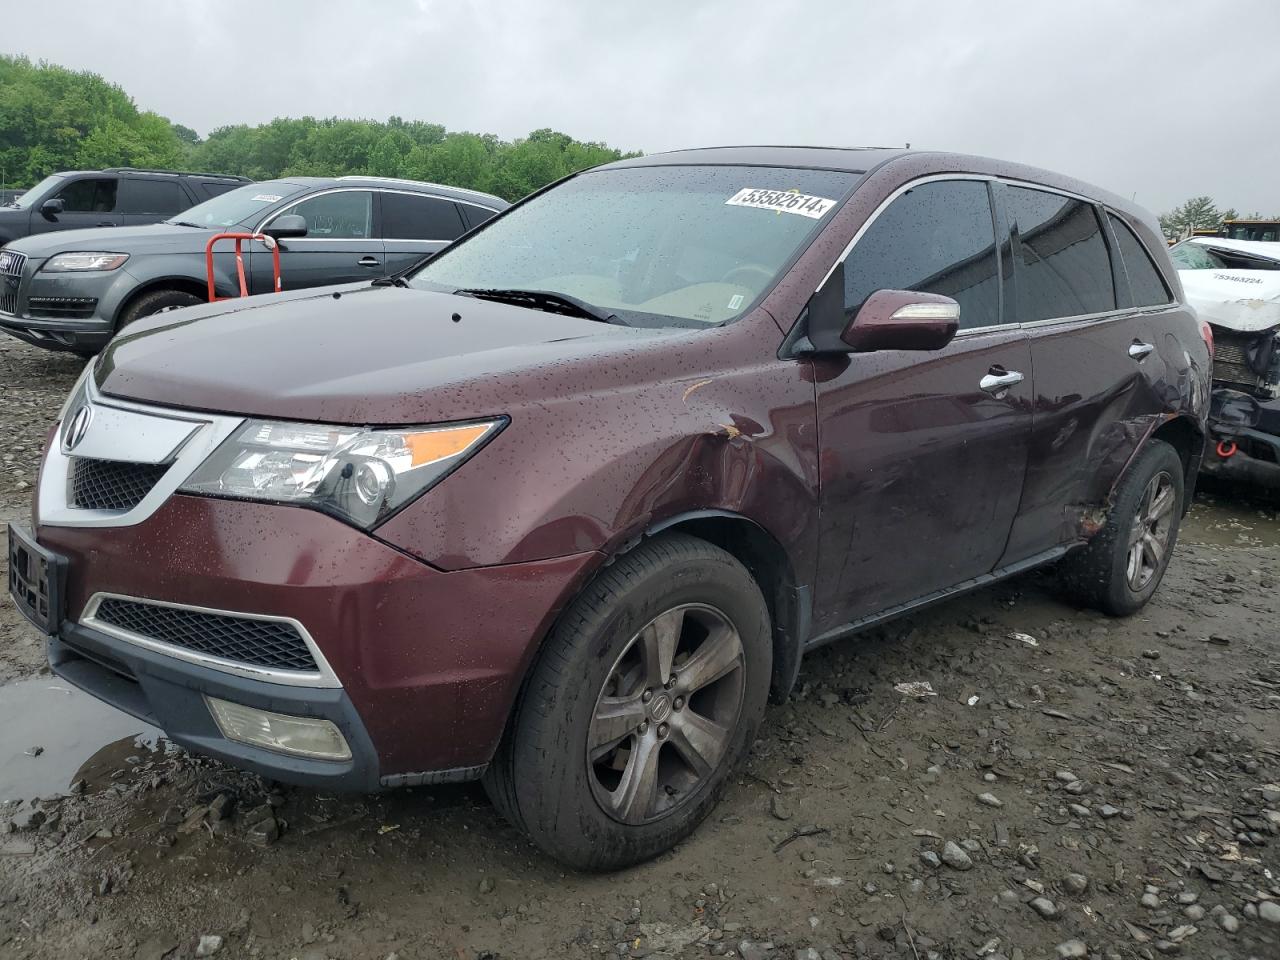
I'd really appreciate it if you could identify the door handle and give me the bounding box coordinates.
[358,256,381,267]
[1128,340,1154,361]
[979,368,1024,396]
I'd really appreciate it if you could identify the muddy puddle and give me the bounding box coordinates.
[1182,491,1280,549]
[0,675,161,804]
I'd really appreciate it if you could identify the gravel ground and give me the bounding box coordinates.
[1,335,1278,960]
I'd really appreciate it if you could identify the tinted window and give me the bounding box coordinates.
[843,179,1000,330]
[381,193,465,240]
[459,203,498,230]
[1107,214,1171,307]
[54,177,117,213]
[121,178,187,216]
[1007,186,1115,321]
[284,190,373,239]
[197,180,242,200]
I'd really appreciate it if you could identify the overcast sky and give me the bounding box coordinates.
[5,0,1278,215]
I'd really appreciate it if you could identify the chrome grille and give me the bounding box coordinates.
[70,458,168,511]
[0,248,24,315]
[92,597,318,672]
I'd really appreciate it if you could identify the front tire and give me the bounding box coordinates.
[484,533,772,871]
[1057,439,1185,616]
[116,288,202,331]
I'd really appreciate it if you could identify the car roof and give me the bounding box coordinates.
[1187,235,1280,261]
[596,145,1154,230]
[600,145,909,174]
[330,175,507,207]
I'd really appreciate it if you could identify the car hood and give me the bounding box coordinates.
[1179,268,1280,333]
[94,285,677,424]
[8,223,222,258]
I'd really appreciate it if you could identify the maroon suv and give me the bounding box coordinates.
[8,147,1211,869]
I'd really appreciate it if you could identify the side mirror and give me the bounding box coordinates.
[804,263,959,353]
[40,198,64,217]
[263,214,307,240]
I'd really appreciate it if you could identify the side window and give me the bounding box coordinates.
[459,203,498,231]
[1107,213,1172,307]
[121,178,188,216]
[844,179,1000,330]
[1006,186,1115,321]
[380,193,465,241]
[197,180,241,200]
[283,190,373,239]
[54,177,118,213]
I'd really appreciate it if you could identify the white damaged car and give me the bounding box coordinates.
[1170,237,1280,486]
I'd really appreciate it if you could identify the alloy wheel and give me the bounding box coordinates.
[587,603,745,825]
[1126,470,1176,592]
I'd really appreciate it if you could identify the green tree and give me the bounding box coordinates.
[1159,196,1222,241]
[0,54,639,200]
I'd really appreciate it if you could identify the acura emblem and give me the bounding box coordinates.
[64,405,94,450]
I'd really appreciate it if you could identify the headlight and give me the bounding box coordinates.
[179,417,505,529]
[42,252,130,272]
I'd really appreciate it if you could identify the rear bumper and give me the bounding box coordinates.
[35,495,600,788]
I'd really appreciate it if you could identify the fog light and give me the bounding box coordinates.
[205,696,352,761]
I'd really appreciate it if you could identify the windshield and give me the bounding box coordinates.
[409,165,860,328]
[169,181,309,228]
[9,175,65,208]
[1172,241,1280,272]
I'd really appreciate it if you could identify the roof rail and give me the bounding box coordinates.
[103,167,252,181]
[334,174,498,201]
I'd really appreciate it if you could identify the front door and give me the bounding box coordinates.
[26,176,122,236]
[251,189,382,293]
[812,178,1032,633]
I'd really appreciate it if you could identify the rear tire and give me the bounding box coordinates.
[1057,439,1184,616]
[484,533,772,871]
[116,288,202,331]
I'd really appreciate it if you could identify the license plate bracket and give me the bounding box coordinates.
[7,522,66,635]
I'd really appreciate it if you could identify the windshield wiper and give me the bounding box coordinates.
[455,288,625,325]
[167,220,206,229]
[371,275,410,287]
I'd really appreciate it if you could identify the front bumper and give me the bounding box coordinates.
[1203,387,1280,486]
[50,620,381,790]
[34,495,599,789]
[0,260,123,353]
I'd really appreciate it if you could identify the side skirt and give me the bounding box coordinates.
[803,545,1073,652]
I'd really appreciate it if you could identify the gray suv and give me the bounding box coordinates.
[0,176,508,355]
[0,167,250,246]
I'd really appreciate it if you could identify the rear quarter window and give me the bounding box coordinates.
[1107,213,1172,307]
[1007,185,1115,321]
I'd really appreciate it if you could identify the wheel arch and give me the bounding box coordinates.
[111,276,209,330]
[1135,415,1204,515]
[645,509,810,703]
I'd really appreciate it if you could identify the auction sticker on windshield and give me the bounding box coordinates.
[725,188,836,219]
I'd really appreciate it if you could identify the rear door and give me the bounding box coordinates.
[251,188,380,293]
[26,176,122,235]
[999,184,1174,562]
[118,176,190,227]
[812,177,1033,632]
[378,191,468,276]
